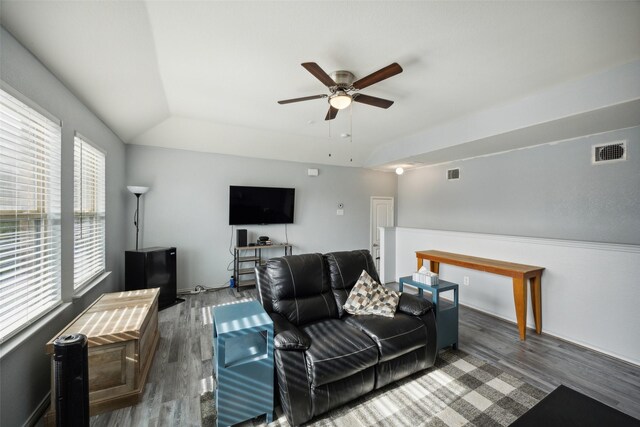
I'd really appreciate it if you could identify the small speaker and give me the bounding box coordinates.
[236,229,247,247]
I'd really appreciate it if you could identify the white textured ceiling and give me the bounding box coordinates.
[2,1,639,168]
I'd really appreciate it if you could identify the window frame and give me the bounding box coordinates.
[73,132,106,292]
[0,82,63,343]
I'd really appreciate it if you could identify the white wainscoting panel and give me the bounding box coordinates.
[379,227,396,283]
[393,227,640,365]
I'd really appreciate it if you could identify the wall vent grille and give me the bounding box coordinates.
[447,168,460,180]
[593,141,627,164]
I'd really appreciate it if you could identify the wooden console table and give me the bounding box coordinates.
[45,288,160,423]
[416,250,544,340]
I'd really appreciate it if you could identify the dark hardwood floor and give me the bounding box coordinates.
[87,287,640,426]
[458,304,640,418]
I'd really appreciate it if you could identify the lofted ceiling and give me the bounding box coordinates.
[1,1,639,169]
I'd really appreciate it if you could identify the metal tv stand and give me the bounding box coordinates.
[233,243,293,291]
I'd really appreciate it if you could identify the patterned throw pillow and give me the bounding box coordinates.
[343,270,400,318]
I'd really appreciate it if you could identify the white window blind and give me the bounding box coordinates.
[0,87,62,342]
[74,134,105,289]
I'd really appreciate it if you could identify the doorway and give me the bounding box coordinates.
[370,197,394,272]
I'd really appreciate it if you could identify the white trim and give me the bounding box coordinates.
[0,303,70,358]
[402,124,638,171]
[397,227,640,254]
[22,392,51,427]
[74,130,107,155]
[461,302,640,368]
[0,80,62,125]
[370,196,395,264]
[72,271,111,300]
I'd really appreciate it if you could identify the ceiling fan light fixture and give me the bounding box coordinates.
[329,91,352,110]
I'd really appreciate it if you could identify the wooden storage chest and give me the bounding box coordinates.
[45,288,160,422]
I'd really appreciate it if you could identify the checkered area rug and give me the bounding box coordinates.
[200,350,547,427]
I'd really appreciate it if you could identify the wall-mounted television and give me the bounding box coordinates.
[229,185,295,225]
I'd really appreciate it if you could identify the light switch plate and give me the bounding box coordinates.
[337,209,344,216]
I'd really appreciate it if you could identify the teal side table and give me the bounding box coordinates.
[399,276,459,351]
[212,300,273,427]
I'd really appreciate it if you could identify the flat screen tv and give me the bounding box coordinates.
[229,185,295,225]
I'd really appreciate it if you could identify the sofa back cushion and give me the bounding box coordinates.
[267,253,338,325]
[325,250,381,317]
[255,264,273,313]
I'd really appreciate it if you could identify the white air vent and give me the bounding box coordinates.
[447,168,460,180]
[592,141,627,164]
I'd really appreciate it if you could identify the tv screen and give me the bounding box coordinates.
[229,186,295,225]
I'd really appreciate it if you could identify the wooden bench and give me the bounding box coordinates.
[45,288,160,423]
[416,250,544,340]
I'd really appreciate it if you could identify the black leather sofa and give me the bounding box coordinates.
[255,249,438,425]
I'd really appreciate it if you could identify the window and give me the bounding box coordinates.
[0,86,62,342]
[74,134,105,290]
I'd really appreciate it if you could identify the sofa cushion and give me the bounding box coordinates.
[325,250,380,317]
[344,312,427,363]
[268,253,338,325]
[300,318,378,387]
[343,270,399,317]
[311,367,376,417]
[255,265,273,313]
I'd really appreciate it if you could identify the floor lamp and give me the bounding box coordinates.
[127,186,149,250]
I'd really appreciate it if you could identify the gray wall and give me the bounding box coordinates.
[0,28,127,426]
[398,126,640,245]
[126,145,397,290]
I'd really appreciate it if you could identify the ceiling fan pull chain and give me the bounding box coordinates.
[350,103,353,144]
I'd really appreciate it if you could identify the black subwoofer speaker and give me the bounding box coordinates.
[236,229,247,247]
[54,334,89,427]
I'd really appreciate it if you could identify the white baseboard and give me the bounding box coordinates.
[23,392,50,427]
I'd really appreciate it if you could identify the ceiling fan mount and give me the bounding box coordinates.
[329,70,356,89]
[278,62,403,121]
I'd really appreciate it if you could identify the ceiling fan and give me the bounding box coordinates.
[278,62,403,121]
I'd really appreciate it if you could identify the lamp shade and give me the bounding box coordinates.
[127,186,149,195]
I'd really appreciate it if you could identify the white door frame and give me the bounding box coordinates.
[370,196,394,271]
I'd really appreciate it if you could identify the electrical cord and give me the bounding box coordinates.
[177,281,230,295]
[227,225,235,272]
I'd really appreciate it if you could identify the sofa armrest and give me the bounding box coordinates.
[269,313,311,351]
[397,293,433,316]
[270,313,313,425]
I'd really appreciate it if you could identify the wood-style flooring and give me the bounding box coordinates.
[88,287,640,426]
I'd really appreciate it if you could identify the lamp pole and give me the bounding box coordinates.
[127,186,149,251]
[134,193,142,250]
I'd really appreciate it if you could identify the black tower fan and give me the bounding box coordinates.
[54,334,90,427]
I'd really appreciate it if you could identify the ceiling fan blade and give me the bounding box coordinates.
[302,62,337,87]
[278,94,327,104]
[353,94,394,109]
[352,62,403,90]
[325,106,338,121]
